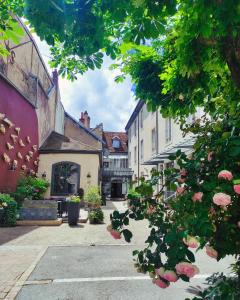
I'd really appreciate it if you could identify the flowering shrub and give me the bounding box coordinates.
[14,175,49,205]
[108,113,240,296]
[0,193,17,226]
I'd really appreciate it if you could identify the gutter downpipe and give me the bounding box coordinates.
[156,109,159,192]
[137,114,140,186]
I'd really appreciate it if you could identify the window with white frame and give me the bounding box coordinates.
[134,146,137,164]
[140,139,144,161]
[128,128,131,142]
[151,128,156,153]
[134,119,137,136]
[140,109,143,128]
[112,137,120,148]
[165,118,172,143]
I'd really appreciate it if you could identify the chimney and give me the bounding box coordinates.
[79,111,90,128]
[52,69,58,87]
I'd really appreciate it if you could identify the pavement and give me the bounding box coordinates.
[0,200,235,300]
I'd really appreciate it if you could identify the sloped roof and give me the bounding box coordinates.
[39,131,101,153]
[103,131,128,153]
[64,112,105,144]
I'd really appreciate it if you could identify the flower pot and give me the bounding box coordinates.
[67,202,80,225]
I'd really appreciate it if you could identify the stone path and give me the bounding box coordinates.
[0,201,235,299]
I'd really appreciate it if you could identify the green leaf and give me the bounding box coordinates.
[186,250,195,263]
[132,250,139,256]
[180,275,190,282]
[122,229,133,243]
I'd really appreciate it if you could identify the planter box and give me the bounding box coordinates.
[19,200,58,220]
[67,202,80,225]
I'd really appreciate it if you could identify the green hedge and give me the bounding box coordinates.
[0,193,17,226]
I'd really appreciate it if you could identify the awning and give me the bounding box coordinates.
[143,136,195,165]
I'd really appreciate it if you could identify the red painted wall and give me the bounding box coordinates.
[0,78,39,192]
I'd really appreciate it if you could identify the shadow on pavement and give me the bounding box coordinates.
[0,226,38,245]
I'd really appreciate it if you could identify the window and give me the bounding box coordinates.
[165,118,172,143]
[128,128,131,142]
[134,146,137,164]
[129,152,131,167]
[140,109,143,128]
[134,119,137,136]
[51,162,80,196]
[112,137,120,148]
[140,139,144,161]
[152,128,156,153]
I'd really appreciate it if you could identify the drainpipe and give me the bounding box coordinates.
[137,114,140,185]
[156,109,159,192]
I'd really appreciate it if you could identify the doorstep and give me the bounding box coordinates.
[16,218,62,226]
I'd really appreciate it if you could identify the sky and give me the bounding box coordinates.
[34,35,136,132]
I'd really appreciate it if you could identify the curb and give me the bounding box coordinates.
[5,247,48,300]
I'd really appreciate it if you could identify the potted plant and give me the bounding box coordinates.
[89,207,104,224]
[85,186,102,208]
[67,195,80,225]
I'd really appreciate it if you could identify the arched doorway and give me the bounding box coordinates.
[51,162,80,196]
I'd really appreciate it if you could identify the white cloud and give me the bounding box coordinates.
[34,35,136,131]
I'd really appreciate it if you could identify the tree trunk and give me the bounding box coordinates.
[223,35,240,90]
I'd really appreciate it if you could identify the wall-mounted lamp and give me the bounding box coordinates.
[87,172,91,185]
[42,171,47,179]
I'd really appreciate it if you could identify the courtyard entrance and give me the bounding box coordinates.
[111,180,122,198]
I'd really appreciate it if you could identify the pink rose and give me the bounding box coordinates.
[180,169,187,177]
[155,267,165,277]
[162,270,178,282]
[234,185,240,195]
[218,170,233,181]
[192,192,203,202]
[177,178,185,184]
[209,207,216,216]
[153,278,170,289]
[183,236,199,248]
[177,187,185,195]
[206,245,218,259]
[213,193,231,206]
[175,262,199,278]
[207,152,213,162]
[147,206,156,215]
[110,229,121,240]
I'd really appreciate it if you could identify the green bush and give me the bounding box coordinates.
[69,195,80,203]
[0,193,17,226]
[14,176,49,205]
[89,207,104,224]
[85,186,101,207]
[127,188,141,200]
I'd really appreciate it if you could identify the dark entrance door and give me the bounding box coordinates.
[51,162,80,196]
[111,181,122,198]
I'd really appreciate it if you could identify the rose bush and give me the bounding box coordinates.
[108,113,240,296]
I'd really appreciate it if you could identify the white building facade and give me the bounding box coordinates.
[126,100,199,197]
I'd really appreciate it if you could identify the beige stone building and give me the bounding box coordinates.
[126,101,199,197]
[0,18,103,195]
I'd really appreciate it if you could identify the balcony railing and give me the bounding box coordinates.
[102,167,133,178]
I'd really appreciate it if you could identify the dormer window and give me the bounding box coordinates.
[112,136,120,148]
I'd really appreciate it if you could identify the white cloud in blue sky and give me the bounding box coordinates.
[34,35,136,131]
